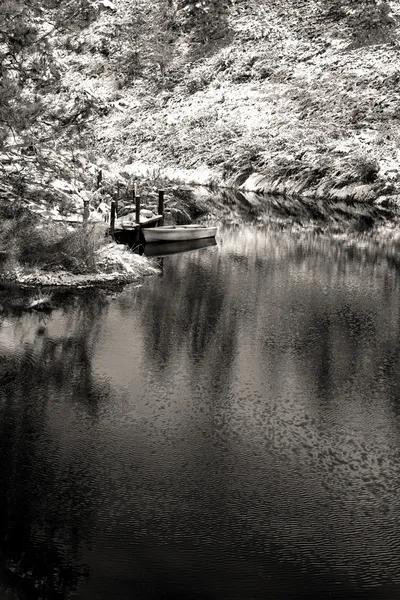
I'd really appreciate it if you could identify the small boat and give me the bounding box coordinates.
[142,224,217,243]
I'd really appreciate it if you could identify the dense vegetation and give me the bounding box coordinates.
[1,0,400,221]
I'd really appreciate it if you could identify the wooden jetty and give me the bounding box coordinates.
[50,174,166,248]
[110,190,165,246]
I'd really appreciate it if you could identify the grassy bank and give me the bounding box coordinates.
[0,202,159,287]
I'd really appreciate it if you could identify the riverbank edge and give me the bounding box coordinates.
[0,269,153,289]
[119,160,399,208]
[0,243,160,289]
[2,155,399,291]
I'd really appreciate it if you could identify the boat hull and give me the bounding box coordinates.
[143,226,217,243]
[144,237,217,257]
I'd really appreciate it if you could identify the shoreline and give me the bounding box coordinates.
[0,239,160,290]
[1,173,400,292]
[119,160,399,206]
[0,269,152,289]
[3,217,400,292]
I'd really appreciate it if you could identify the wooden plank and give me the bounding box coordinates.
[114,214,163,231]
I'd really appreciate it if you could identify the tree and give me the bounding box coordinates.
[105,0,177,84]
[0,0,58,151]
[324,0,397,46]
[0,0,103,202]
[176,0,231,44]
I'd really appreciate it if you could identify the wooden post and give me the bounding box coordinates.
[135,227,141,247]
[96,169,102,188]
[158,189,164,218]
[135,195,141,224]
[83,200,89,227]
[110,200,116,236]
[115,183,120,218]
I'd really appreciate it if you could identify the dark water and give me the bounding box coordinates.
[2,227,400,599]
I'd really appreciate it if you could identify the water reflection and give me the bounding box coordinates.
[144,238,217,258]
[0,292,114,599]
[1,229,400,598]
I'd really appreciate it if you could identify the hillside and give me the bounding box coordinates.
[84,0,400,203]
[2,0,400,210]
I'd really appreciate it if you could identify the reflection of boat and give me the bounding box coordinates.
[142,224,217,243]
[144,237,217,258]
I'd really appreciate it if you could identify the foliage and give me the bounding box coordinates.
[88,0,178,85]
[168,188,209,224]
[324,0,397,46]
[0,0,107,205]
[0,0,58,150]
[0,0,101,149]
[1,0,400,215]
[176,0,232,43]
[0,201,107,273]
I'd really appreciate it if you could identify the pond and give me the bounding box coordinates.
[1,225,400,599]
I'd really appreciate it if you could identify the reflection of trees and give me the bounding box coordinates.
[0,293,113,599]
[215,228,400,418]
[1,230,398,599]
[133,227,400,424]
[135,252,238,376]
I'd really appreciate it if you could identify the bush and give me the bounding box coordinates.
[0,202,108,274]
[325,0,398,47]
[348,155,380,184]
[185,70,213,94]
[41,225,106,273]
[169,188,209,224]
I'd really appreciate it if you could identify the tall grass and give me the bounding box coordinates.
[0,202,107,274]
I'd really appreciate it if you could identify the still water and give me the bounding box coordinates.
[1,226,400,599]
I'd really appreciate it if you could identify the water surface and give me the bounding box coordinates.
[1,227,400,599]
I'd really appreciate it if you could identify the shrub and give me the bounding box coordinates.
[0,202,108,274]
[185,71,213,94]
[169,188,209,224]
[325,0,398,47]
[348,155,380,184]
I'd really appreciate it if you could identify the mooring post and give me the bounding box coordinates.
[110,200,116,236]
[158,190,164,225]
[96,169,102,189]
[135,227,141,247]
[115,183,120,218]
[83,200,89,227]
[135,195,141,224]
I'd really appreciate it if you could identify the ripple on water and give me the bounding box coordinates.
[3,231,400,599]
[0,345,38,386]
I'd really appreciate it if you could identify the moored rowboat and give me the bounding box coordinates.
[142,224,217,243]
